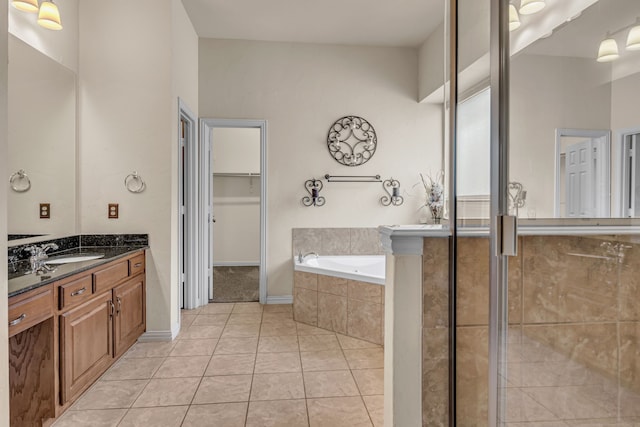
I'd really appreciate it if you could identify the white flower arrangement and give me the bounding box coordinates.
[420,171,445,223]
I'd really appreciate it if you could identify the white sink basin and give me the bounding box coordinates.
[46,254,105,264]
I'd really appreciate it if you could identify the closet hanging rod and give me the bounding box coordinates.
[324,174,381,183]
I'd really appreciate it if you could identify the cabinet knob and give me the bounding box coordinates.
[9,313,27,327]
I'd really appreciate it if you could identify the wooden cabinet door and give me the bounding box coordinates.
[60,292,113,404]
[113,277,146,358]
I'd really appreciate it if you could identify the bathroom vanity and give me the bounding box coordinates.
[8,241,147,426]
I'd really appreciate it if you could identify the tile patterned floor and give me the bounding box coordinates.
[52,303,383,427]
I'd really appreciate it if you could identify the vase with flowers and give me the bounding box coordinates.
[420,171,444,224]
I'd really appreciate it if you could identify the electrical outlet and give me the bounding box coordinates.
[40,203,50,219]
[108,203,119,219]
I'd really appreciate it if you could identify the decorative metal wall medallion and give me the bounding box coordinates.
[327,116,377,166]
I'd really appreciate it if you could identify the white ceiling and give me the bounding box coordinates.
[181,0,445,48]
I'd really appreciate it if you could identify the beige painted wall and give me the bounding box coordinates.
[1,0,10,421]
[199,39,442,298]
[8,0,78,73]
[79,0,198,335]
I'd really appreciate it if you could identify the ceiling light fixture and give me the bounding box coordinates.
[37,0,62,30]
[12,0,39,13]
[597,37,619,62]
[509,5,521,32]
[627,22,640,50]
[519,0,545,15]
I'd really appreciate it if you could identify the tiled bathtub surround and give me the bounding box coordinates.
[292,228,384,257]
[294,271,385,345]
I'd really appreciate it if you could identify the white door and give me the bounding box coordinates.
[624,133,640,217]
[565,139,594,217]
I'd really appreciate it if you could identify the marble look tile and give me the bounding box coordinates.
[192,375,252,404]
[295,271,319,291]
[294,288,318,326]
[227,313,262,325]
[246,400,309,427]
[124,341,176,359]
[423,327,448,361]
[101,358,164,381]
[169,339,218,357]
[303,370,360,398]
[182,403,247,427]
[232,302,264,314]
[205,354,256,376]
[299,334,341,352]
[222,323,261,338]
[318,293,348,334]
[422,237,450,329]
[363,395,384,427]
[352,369,383,395]
[192,314,230,326]
[564,418,640,426]
[619,322,640,392]
[349,228,383,255]
[260,321,298,336]
[292,228,322,257]
[321,228,351,256]
[200,303,235,314]
[214,337,258,354]
[619,244,640,321]
[178,325,224,340]
[347,299,382,345]
[343,348,384,369]
[422,358,449,426]
[505,423,568,427]
[254,351,302,373]
[348,280,382,304]
[250,373,305,400]
[153,356,211,378]
[263,303,293,313]
[52,409,127,427]
[508,245,523,325]
[72,380,148,410]
[336,334,382,350]
[503,388,557,423]
[318,275,348,296]
[456,327,488,425]
[297,323,334,335]
[307,396,373,427]
[118,406,188,427]
[301,350,349,371]
[550,324,618,376]
[258,335,299,353]
[521,385,619,420]
[456,237,490,326]
[133,378,200,407]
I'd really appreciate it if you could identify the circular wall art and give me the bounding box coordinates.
[327,116,377,166]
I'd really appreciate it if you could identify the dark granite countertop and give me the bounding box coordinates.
[8,245,147,298]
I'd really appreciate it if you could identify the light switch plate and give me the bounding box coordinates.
[108,203,119,219]
[40,203,50,219]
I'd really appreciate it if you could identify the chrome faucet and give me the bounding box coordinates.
[24,243,59,274]
[297,251,319,263]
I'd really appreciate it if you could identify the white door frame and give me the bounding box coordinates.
[200,118,268,304]
[554,128,610,217]
[618,127,640,217]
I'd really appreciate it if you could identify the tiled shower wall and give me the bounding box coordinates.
[292,228,384,257]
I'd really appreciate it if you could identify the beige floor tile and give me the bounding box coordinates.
[301,350,349,371]
[192,375,253,404]
[363,395,384,427]
[182,403,248,427]
[182,308,202,315]
[214,337,258,354]
[263,304,293,313]
[101,357,164,381]
[200,303,235,314]
[222,323,261,338]
[250,373,305,401]
[299,334,341,352]
[206,354,256,376]
[191,314,230,326]
[118,406,188,427]
[180,314,197,328]
[352,369,384,395]
[260,321,298,337]
[72,380,148,410]
[297,323,335,335]
[124,341,176,358]
[304,370,360,398]
[343,348,384,369]
[254,351,301,373]
[246,399,309,427]
[337,334,383,350]
[132,377,200,407]
[227,313,263,324]
[153,356,211,378]
[178,325,224,340]
[52,409,127,427]
[232,302,264,313]
[169,338,218,356]
[262,311,294,321]
[307,396,373,427]
[258,335,299,353]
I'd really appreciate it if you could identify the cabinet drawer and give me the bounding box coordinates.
[129,254,145,277]
[8,287,53,337]
[59,275,94,310]
[93,261,128,294]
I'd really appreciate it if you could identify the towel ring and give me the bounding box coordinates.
[124,171,145,193]
[9,169,31,192]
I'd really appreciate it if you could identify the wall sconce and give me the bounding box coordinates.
[302,178,325,207]
[12,0,63,31]
[381,178,403,206]
[327,116,377,167]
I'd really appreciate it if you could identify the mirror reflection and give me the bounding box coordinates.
[7,34,77,240]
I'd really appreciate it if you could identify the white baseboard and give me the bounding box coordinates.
[139,322,180,342]
[266,295,293,304]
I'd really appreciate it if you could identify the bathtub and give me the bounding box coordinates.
[294,255,385,285]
